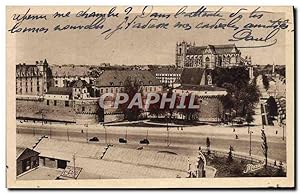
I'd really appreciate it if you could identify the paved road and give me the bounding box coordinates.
[17,123,286,162]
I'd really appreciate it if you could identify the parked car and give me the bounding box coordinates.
[119,138,127,143]
[140,139,150,145]
[89,137,99,142]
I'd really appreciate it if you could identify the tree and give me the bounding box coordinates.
[163,88,180,118]
[266,96,278,118]
[177,94,200,121]
[262,75,269,91]
[227,145,234,163]
[261,130,268,169]
[148,93,164,118]
[118,77,144,121]
[214,67,260,123]
[206,137,211,155]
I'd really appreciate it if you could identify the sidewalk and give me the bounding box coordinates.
[17,118,286,140]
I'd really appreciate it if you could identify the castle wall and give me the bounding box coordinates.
[16,98,101,124]
[198,96,223,122]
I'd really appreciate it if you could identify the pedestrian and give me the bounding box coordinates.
[233,128,235,132]
[274,160,277,166]
[81,129,83,133]
[276,130,278,134]
[235,134,239,139]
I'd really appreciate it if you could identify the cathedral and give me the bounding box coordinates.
[175,41,243,68]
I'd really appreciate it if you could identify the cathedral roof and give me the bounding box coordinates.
[186,46,206,55]
[186,44,240,55]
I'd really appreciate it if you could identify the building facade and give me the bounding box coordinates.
[176,41,242,68]
[16,60,49,96]
[16,147,40,176]
[151,67,183,87]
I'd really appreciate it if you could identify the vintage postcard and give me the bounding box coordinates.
[6,6,294,188]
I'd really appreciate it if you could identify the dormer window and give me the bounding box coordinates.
[110,82,114,86]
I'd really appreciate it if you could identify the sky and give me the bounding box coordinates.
[10,6,293,66]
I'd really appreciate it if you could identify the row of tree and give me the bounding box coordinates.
[212,67,260,125]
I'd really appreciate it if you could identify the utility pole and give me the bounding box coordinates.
[104,125,107,144]
[282,124,285,140]
[73,154,76,179]
[146,129,149,139]
[249,131,253,157]
[86,127,88,143]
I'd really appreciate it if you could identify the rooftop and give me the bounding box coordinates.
[46,87,73,96]
[17,167,63,180]
[74,157,189,179]
[180,68,206,85]
[16,134,41,149]
[34,138,107,161]
[176,84,227,92]
[50,65,91,77]
[69,79,89,88]
[95,70,161,87]
[151,67,183,75]
[186,44,240,55]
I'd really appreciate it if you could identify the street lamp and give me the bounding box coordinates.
[166,113,171,147]
[249,131,253,158]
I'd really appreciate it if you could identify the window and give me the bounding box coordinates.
[54,100,57,106]
[100,89,103,93]
[47,100,49,105]
[82,106,85,112]
[65,101,69,107]
[37,86,40,92]
[55,80,58,84]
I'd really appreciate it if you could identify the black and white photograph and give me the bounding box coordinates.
[6,5,294,188]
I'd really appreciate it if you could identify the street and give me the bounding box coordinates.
[17,121,286,162]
